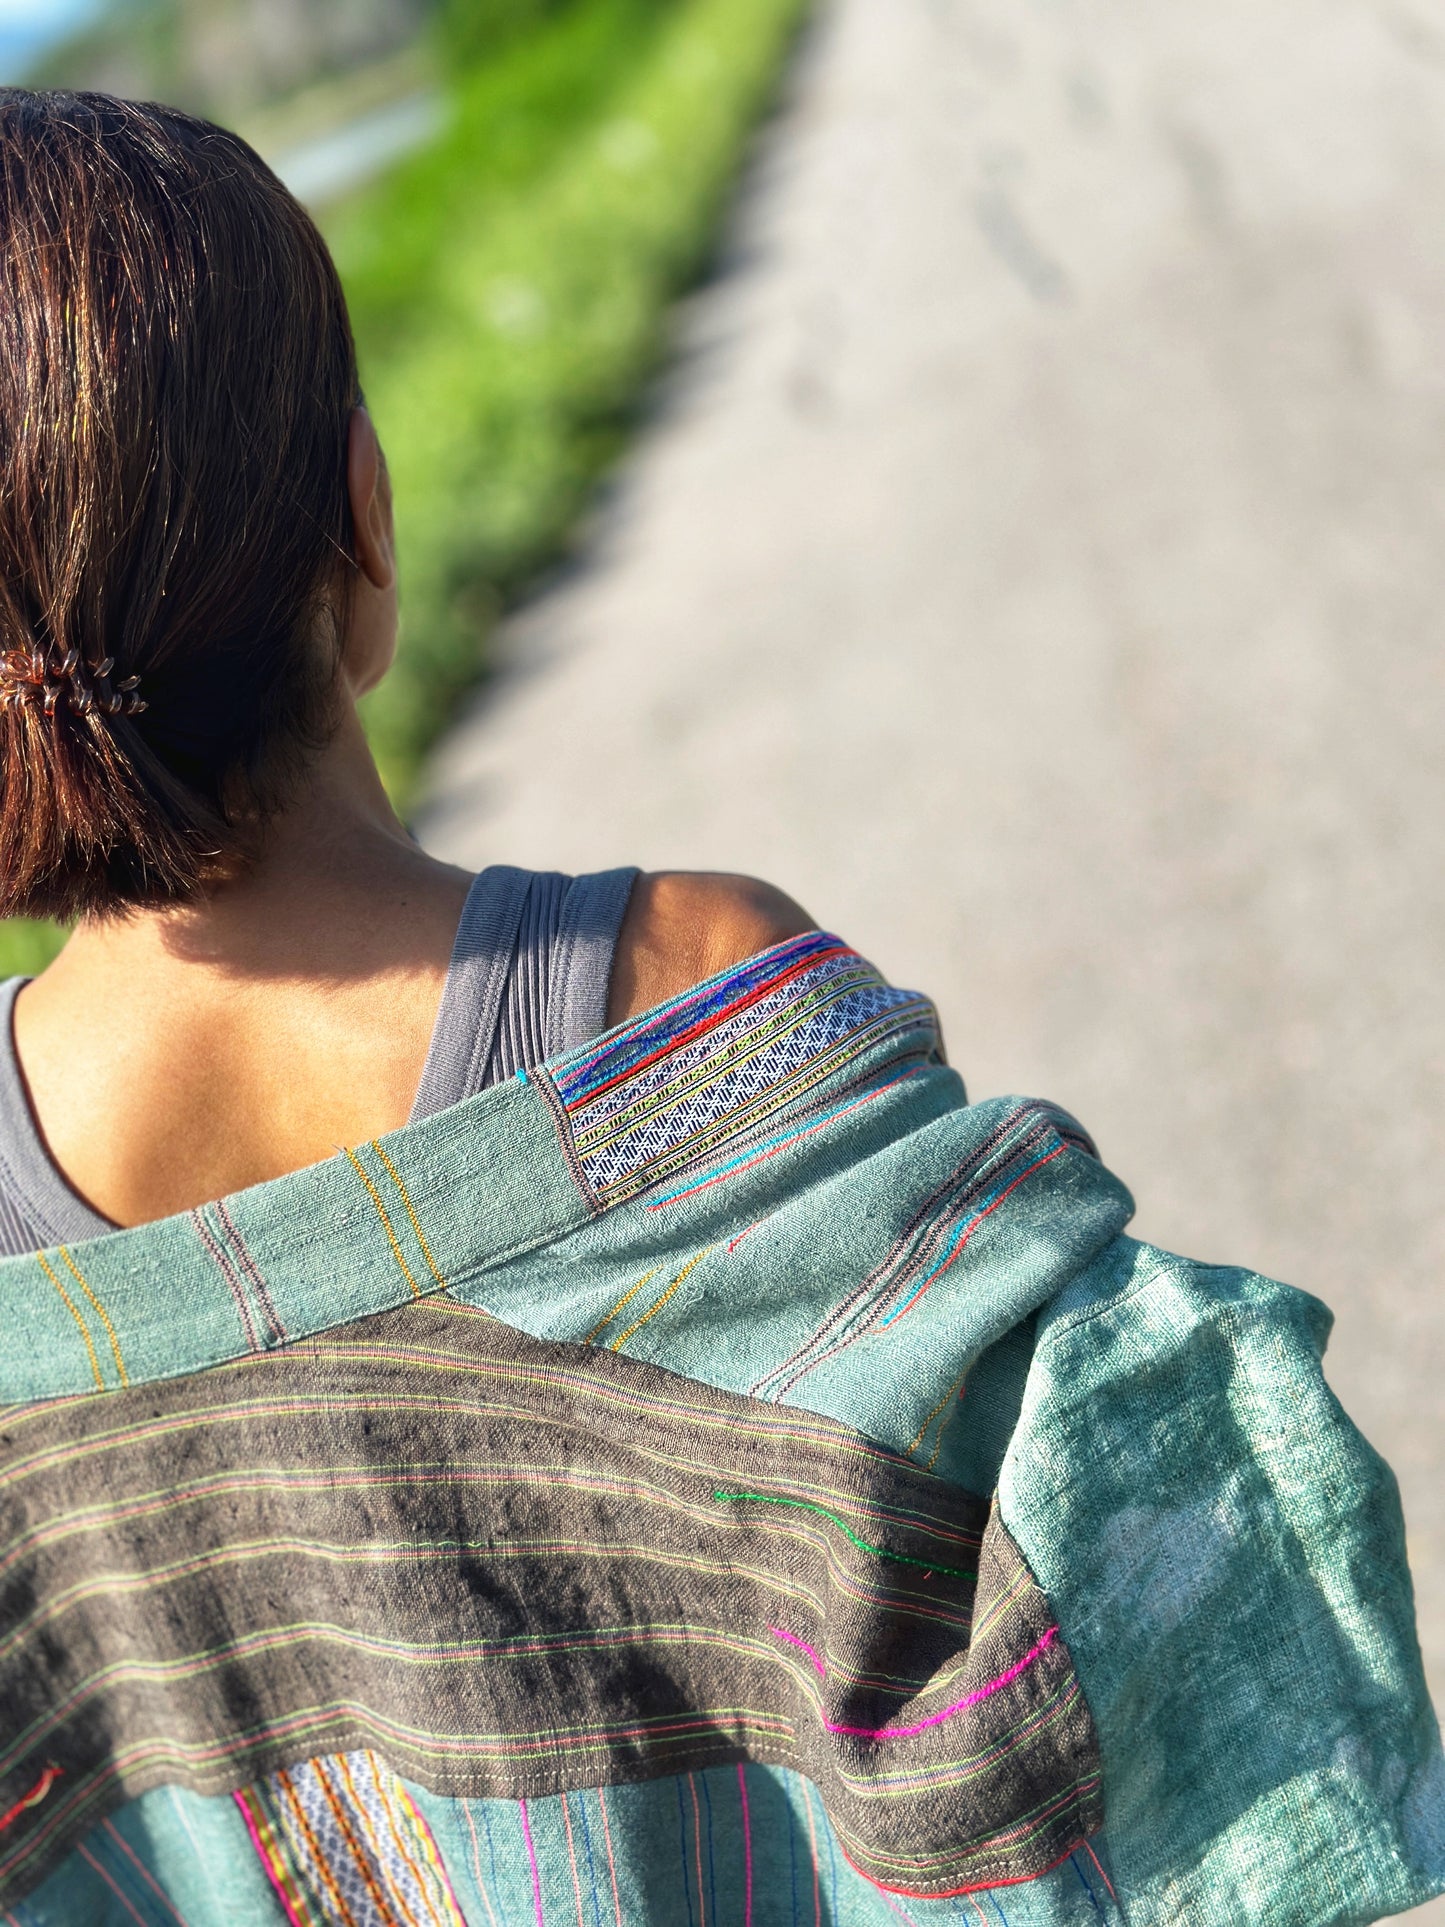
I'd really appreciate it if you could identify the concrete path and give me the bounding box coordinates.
[420,1,1445,1895]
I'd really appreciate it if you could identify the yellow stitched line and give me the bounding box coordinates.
[584,1267,660,1347]
[344,1146,420,1299]
[924,1412,961,1473]
[59,1246,128,1387]
[907,1366,968,1462]
[392,1777,455,1904]
[38,1251,105,1392]
[610,1249,712,1354]
[371,1141,446,1292]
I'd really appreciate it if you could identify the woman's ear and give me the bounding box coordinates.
[347,406,395,592]
[340,406,398,698]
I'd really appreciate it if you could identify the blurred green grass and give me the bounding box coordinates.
[0,0,807,977]
[345,0,809,796]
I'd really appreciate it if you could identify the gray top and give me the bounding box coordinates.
[0,863,636,1258]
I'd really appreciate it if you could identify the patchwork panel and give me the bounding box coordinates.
[0,1299,1101,1908]
[547,933,939,1205]
[752,1099,1099,1402]
[236,1750,465,1927]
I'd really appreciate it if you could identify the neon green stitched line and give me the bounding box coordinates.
[713,1492,977,1579]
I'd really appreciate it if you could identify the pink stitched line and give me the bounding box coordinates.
[822,1627,1059,1740]
[727,1220,767,1255]
[232,1792,306,1927]
[100,1820,191,1926]
[520,1797,545,1927]
[597,1787,623,1927]
[882,1144,1065,1326]
[74,1843,148,1927]
[879,1889,923,1926]
[1082,1840,1118,1903]
[769,1626,826,1678]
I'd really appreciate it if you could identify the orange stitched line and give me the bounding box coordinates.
[924,1390,967,1474]
[610,1249,712,1353]
[906,1374,963,1458]
[331,1752,405,1923]
[357,1751,437,1925]
[584,1266,660,1346]
[312,1756,395,1923]
[276,1769,362,1927]
[562,1792,587,1927]
[393,1778,465,1926]
[345,1147,420,1298]
[38,1252,104,1392]
[59,1247,128,1386]
[234,1790,314,1924]
[371,1143,446,1293]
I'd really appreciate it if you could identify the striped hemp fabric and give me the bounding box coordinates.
[0,931,1438,1925]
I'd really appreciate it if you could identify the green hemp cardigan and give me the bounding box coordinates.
[0,932,1439,1926]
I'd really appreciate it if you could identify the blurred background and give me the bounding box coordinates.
[4,4,1444,1916]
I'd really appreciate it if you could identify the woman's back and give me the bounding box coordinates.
[0,865,641,1252]
[0,86,1438,1927]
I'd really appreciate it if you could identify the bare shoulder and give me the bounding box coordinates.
[607,870,816,1025]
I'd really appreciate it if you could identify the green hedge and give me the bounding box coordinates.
[0,0,807,976]
[342,0,808,795]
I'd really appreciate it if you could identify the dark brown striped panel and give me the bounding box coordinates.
[0,1299,1101,1904]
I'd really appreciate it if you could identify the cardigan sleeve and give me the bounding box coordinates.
[999,1235,1445,1926]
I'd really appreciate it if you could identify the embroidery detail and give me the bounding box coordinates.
[550,933,937,1207]
[237,1750,466,1927]
[36,1252,105,1393]
[214,1198,288,1345]
[609,1248,712,1352]
[371,1144,447,1293]
[821,1628,1059,1739]
[344,1148,421,1299]
[192,1207,265,1355]
[0,1767,59,1835]
[643,1066,924,1212]
[0,1304,1101,1905]
[770,1627,827,1678]
[56,1250,128,1387]
[752,1101,1092,1402]
[714,1490,979,1580]
[584,1266,662,1346]
[907,1369,969,1473]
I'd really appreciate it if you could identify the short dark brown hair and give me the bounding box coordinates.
[0,90,361,920]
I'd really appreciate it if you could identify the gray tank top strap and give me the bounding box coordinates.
[0,865,637,1257]
[409,865,638,1122]
[0,977,110,1253]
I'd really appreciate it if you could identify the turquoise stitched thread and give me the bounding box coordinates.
[879,1146,1065,1327]
[644,1069,923,1211]
[713,1491,978,1580]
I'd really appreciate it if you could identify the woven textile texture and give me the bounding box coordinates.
[0,933,1439,1926]
[0,1302,1099,1905]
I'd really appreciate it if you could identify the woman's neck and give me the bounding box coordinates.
[14,711,475,1226]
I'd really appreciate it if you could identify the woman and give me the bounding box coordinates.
[0,90,1439,1927]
